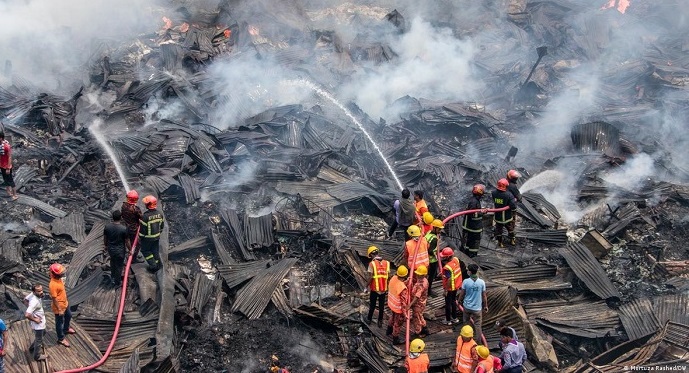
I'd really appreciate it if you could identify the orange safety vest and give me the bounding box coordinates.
[415,200,428,215]
[387,276,407,314]
[477,357,494,373]
[406,238,429,270]
[442,257,463,291]
[369,259,390,292]
[405,353,430,373]
[454,338,477,373]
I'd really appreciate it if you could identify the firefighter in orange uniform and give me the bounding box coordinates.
[440,247,462,325]
[386,265,409,345]
[405,338,430,373]
[403,225,429,272]
[410,265,429,337]
[366,246,390,328]
[452,325,478,373]
[421,212,434,235]
[476,345,502,373]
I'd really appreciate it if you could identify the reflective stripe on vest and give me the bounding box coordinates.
[425,232,438,263]
[443,257,462,291]
[406,239,429,270]
[370,259,390,292]
[478,357,494,373]
[139,217,163,238]
[387,276,406,313]
[406,354,430,373]
[462,213,483,233]
[455,338,477,373]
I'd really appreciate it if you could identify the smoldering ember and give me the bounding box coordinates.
[0,0,688,372]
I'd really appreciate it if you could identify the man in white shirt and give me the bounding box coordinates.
[25,284,47,361]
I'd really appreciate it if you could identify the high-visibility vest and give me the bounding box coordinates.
[454,338,477,373]
[406,238,429,270]
[477,357,494,373]
[387,276,407,314]
[442,257,463,291]
[369,259,390,292]
[425,232,438,264]
[139,209,164,239]
[405,353,430,373]
[415,200,428,215]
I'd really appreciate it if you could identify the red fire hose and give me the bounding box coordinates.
[403,206,509,357]
[55,227,140,373]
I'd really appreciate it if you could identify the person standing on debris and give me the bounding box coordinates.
[49,263,75,347]
[366,246,389,328]
[458,264,487,344]
[506,170,522,204]
[499,328,527,373]
[425,219,444,295]
[121,190,143,261]
[139,195,164,272]
[409,265,429,338]
[386,265,409,345]
[462,184,486,258]
[421,212,434,235]
[413,190,429,221]
[0,132,18,201]
[406,338,430,373]
[440,247,462,326]
[452,325,478,373]
[476,345,502,373]
[495,320,518,350]
[403,226,429,272]
[25,284,47,361]
[104,210,131,286]
[388,189,416,240]
[0,316,7,372]
[492,179,517,248]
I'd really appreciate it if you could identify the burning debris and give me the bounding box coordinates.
[0,0,688,372]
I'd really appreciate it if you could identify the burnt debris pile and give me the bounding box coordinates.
[0,0,688,372]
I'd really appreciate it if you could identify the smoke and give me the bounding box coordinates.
[601,153,655,191]
[0,0,162,91]
[200,159,260,201]
[143,94,186,126]
[289,333,335,371]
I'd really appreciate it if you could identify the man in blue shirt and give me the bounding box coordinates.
[499,327,527,372]
[0,317,7,373]
[458,264,488,344]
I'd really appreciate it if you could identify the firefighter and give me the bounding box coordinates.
[425,219,444,295]
[410,265,429,338]
[421,211,434,235]
[452,325,479,373]
[139,195,164,272]
[405,338,430,373]
[462,184,486,257]
[506,170,522,203]
[366,246,389,328]
[476,345,502,373]
[403,225,429,272]
[49,263,75,347]
[386,265,409,345]
[491,179,517,248]
[440,247,462,325]
[121,190,143,261]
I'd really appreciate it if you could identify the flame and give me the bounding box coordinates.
[601,0,630,14]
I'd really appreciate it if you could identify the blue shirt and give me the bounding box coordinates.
[0,318,6,349]
[461,277,486,311]
[501,340,527,368]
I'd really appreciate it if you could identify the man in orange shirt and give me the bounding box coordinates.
[405,338,430,373]
[49,263,75,347]
[403,226,429,272]
[386,265,409,345]
[0,132,18,201]
[453,325,479,373]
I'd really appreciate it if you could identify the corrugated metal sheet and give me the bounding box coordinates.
[177,172,200,204]
[231,258,298,319]
[219,209,256,261]
[0,234,23,264]
[570,121,621,154]
[653,293,689,326]
[559,242,621,300]
[619,298,661,340]
[485,264,572,293]
[118,348,140,373]
[65,221,105,288]
[16,195,68,218]
[525,296,620,338]
[188,274,220,317]
[217,260,271,288]
[244,213,274,248]
[51,212,86,243]
[169,236,210,256]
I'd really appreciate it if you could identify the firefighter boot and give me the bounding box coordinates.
[497,236,505,248]
[510,235,517,246]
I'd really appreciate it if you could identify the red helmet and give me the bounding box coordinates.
[497,178,509,191]
[50,263,66,276]
[142,195,158,209]
[472,184,485,196]
[126,190,139,203]
[507,170,521,180]
[440,247,454,259]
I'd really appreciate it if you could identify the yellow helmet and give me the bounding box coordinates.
[422,212,434,224]
[407,225,421,237]
[367,246,379,257]
[410,338,425,353]
[397,265,409,277]
[460,325,474,338]
[431,219,444,229]
[477,345,490,359]
[414,265,428,276]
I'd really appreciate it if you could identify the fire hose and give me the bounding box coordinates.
[55,227,141,373]
[403,206,509,357]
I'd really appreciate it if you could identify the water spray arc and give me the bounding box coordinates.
[89,119,131,192]
[285,79,404,191]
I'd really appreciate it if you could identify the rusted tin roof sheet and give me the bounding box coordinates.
[51,212,86,243]
[524,296,620,338]
[559,242,621,300]
[618,298,661,340]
